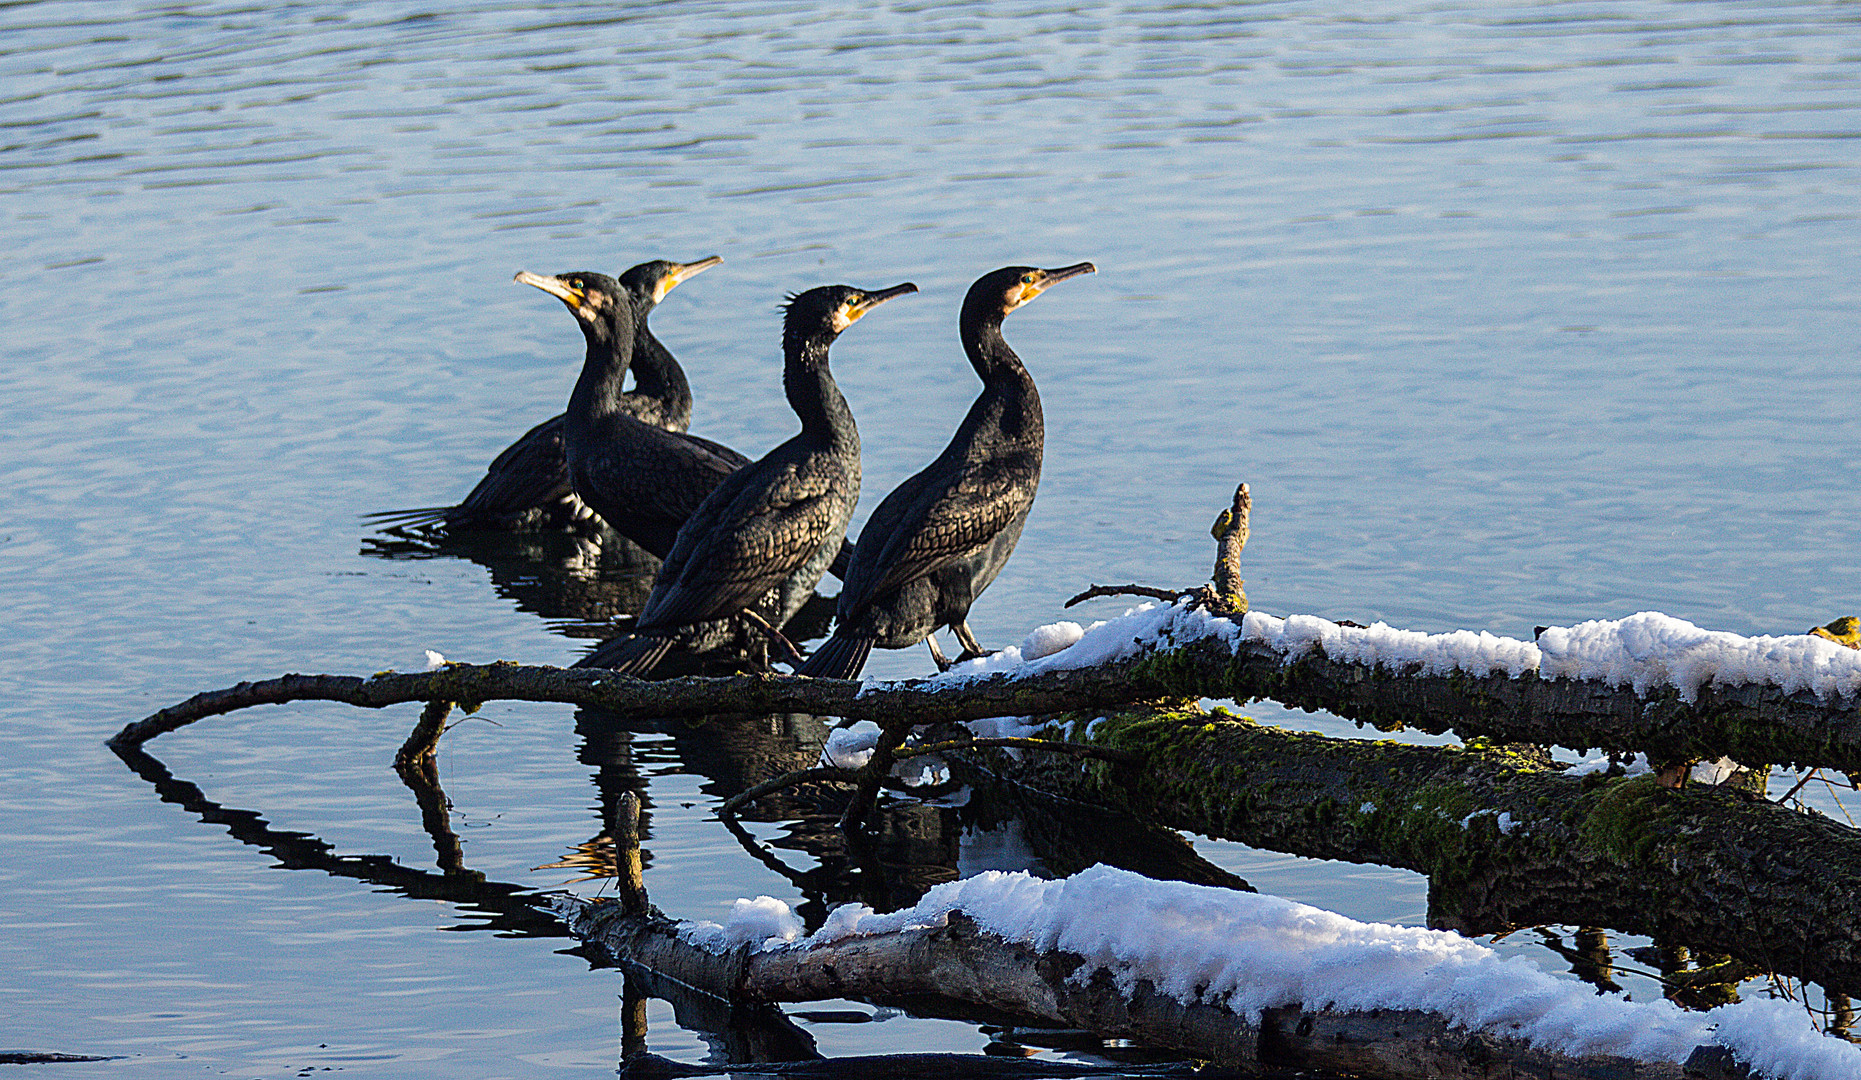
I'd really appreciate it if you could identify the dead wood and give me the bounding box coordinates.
[558,896,1702,1080]
[113,625,1861,779]
[968,705,1861,999]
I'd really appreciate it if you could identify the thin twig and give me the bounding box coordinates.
[738,608,807,670]
[1064,583,1192,609]
[1777,769,1820,806]
[718,765,858,819]
[893,736,1142,766]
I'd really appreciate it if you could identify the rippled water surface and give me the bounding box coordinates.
[4,1,1859,1075]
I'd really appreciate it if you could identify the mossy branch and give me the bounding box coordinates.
[973,704,1861,999]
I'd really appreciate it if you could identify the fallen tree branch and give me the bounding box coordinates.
[114,624,1861,778]
[557,892,1728,1080]
[968,704,1861,999]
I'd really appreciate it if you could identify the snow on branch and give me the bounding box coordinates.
[114,604,1861,775]
[560,864,1861,1080]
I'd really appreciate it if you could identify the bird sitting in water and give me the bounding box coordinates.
[517,267,758,561]
[578,281,918,675]
[364,256,723,533]
[800,262,1095,680]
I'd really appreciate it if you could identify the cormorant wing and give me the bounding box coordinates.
[571,419,749,554]
[453,413,573,517]
[638,455,850,630]
[839,451,1036,619]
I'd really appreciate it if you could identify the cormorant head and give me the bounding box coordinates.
[515,270,635,343]
[965,262,1097,323]
[618,255,723,311]
[781,282,918,350]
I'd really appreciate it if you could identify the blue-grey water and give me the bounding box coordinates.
[3,1,1859,1075]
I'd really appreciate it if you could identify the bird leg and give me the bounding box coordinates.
[950,621,990,664]
[925,633,954,672]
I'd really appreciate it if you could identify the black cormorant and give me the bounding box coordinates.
[517,268,755,560]
[578,281,918,675]
[365,256,722,532]
[799,262,1095,680]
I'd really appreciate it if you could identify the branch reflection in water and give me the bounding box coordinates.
[110,704,1264,1076]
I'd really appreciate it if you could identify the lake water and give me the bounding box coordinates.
[3,0,1858,1075]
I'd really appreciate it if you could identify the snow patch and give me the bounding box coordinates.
[822,721,881,769]
[1240,611,1541,679]
[932,603,1240,685]
[1563,752,1653,778]
[936,602,1861,707]
[1537,612,1861,703]
[1021,620,1086,661]
[681,895,805,953]
[965,715,1043,740]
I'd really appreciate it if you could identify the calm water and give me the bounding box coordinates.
[4,0,1859,1075]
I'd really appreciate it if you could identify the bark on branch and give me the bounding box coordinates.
[557,896,1716,1080]
[115,630,1861,778]
[969,705,1861,999]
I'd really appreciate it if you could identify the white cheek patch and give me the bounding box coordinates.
[831,307,856,333]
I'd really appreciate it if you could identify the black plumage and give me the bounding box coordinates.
[364,256,721,533]
[800,262,1094,680]
[512,268,755,561]
[579,281,917,675]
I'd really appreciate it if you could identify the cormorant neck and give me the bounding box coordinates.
[782,334,858,451]
[962,312,1029,385]
[629,326,694,431]
[564,311,637,438]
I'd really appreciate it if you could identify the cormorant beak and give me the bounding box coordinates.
[1012,261,1096,309]
[515,270,582,313]
[657,255,723,303]
[836,282,919,332]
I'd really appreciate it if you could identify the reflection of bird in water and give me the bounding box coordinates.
[579,282,917,675]
[359,526,661,639]
[801,263,1094,679]
[365,257,723,534]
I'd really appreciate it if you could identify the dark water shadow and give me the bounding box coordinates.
[362,525,659,641]
[359,526,839,661]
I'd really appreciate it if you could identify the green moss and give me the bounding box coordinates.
[1577,775,1675,865]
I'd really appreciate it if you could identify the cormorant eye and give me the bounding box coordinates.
[568,277,585,291]
[1020,274,1036,285]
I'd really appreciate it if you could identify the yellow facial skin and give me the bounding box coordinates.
[655,256,723,304]
[1003,262,1097,312]
[833,284,918,333]
[514,270,614,319]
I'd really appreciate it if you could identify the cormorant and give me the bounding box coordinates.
[364,256,722,532]
[578,281,918,675]
[523,268,754,560]
[799,262,1095,679]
